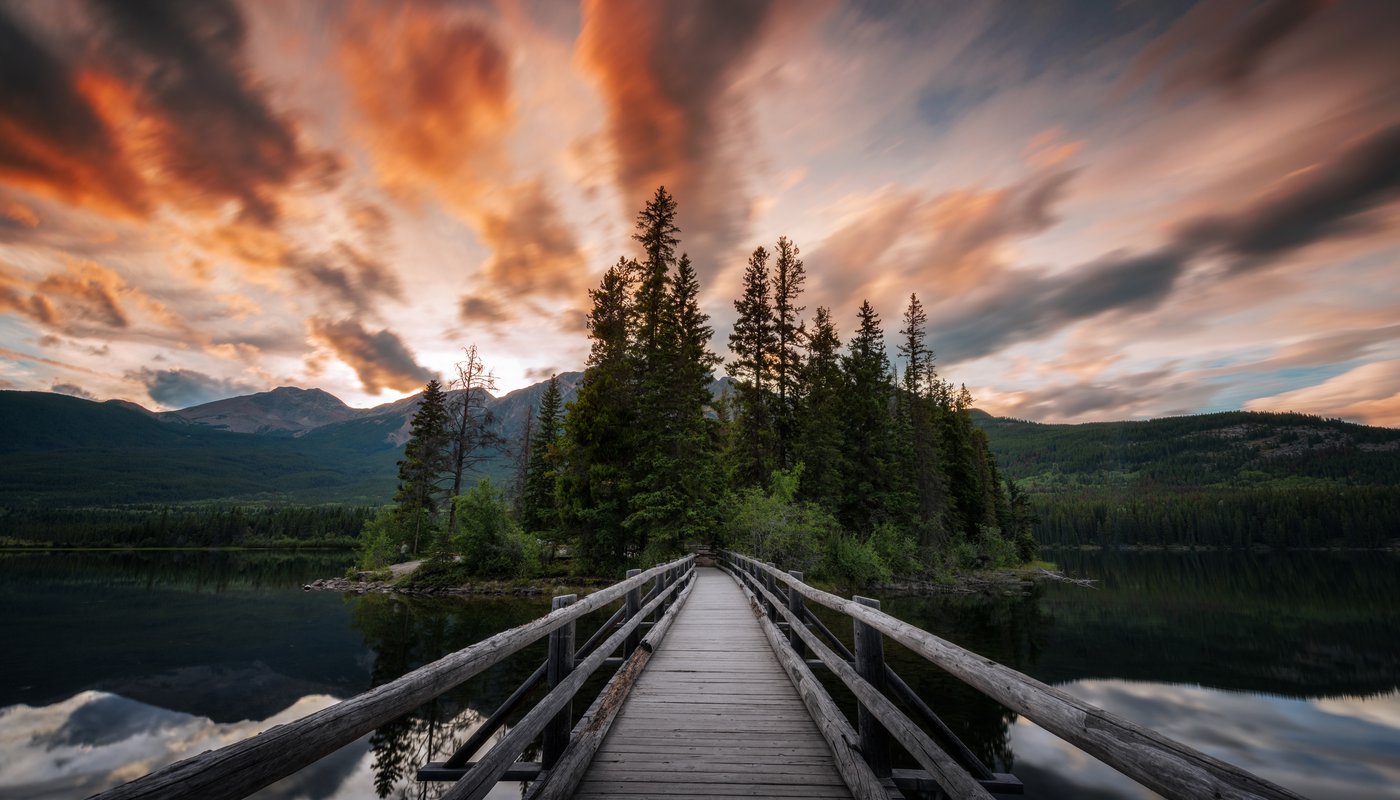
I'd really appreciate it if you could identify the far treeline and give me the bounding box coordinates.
[361,187,1036,586]
[978,409,1400,549]
[0,505,371,549]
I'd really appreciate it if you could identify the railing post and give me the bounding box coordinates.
[543,593,576,768]
[787,570,807,659]
[763,562,779,619]
[623,569,642,656]
[655,566,670,622]
[853,595,890,779]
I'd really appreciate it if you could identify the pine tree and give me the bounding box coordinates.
[726,246,777,487]
[771,236,806,470]
[632,186,680,367]
[793,306,845,509]
[394,378,449,556]
[629,252,722,551]
[559,260,638,568]
[896,293,949,546]
[520,375,565,541]
[839,300,898,535]
[559,189,722,567]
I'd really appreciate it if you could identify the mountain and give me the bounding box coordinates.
[3,381,1396,510]
[161,386,360,435]
[0,374,587,507]
[974,410,1400,490]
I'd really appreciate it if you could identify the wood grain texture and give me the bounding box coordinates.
[725,551,1308,800]
[524,566,698,800]
[742,566,996,799]
[576,568,862,800]
[90,556,692,800]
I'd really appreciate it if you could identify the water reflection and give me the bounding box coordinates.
[0,549,1396,799]
[1010,682,1400,800]
[0,691,523,800]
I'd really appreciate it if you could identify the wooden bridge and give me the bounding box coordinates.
[93,552,1308,800]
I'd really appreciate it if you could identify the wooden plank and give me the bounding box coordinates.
[722,566,890,800]
[91,555,694,800]
[574,781,852,797]
[577,568,857,799]
[524,565,699,800]
[729,551,1306,800]
[747,565,995,799]
[441,566,691,800]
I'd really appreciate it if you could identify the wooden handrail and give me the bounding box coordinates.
[722,550,1306,800]
[91,554,694,800]
[442,566,693,799]
[728,561,996,799]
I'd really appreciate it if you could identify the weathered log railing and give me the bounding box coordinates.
[91,554,695,800]
[720,550,1308,800]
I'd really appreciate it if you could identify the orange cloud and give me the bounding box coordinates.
[0,2,338,226]
[339,4,513,212]
[339,5,584,309]
[1246,361,1400,427]
[307,316,436,394]
[477,181,585,298]
[1,201,39,228]
[0,11,150,219]
[576,0,777,269]
[0,259,185,337]
[1024,128,1085,169]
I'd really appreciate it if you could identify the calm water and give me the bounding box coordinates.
[1,549,1397,799]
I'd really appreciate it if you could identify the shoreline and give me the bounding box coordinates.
[303,563,1076,598]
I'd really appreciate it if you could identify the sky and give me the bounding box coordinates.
[1,0,1399,426]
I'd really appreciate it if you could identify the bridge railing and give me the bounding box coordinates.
[720,550,1307,800]
[93,554,696,800]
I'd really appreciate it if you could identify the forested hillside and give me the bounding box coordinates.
[365,188,1032,583]
[976,412,1400,548]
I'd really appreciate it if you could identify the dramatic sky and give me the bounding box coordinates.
[2,0,1399,425]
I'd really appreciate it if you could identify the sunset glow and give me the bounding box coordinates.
[2,0,1398,423]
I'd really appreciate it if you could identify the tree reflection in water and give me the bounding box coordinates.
[349,591,567,800]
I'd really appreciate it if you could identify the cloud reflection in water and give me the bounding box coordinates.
[1010,680,1400,800]
[0,691,519,800]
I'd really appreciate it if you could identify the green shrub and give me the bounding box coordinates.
[1015,532,1039,563]
[952,540,979,570]
[821,533,890,589]
[869,522,921,577]
[355,506,402,570]
[722,467,837,577]
[978,526,1018,568]
[404,558,472,590]
[453,479,534,578]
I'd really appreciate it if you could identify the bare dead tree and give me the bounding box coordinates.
[444,345,505,535]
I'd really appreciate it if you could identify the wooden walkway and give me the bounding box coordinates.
[573,567,854,799]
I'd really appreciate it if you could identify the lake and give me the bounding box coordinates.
[0,549,1396,799]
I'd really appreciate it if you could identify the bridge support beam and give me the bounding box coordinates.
[543,594,576,768]
[787,570,807,659]
[853,595,891,779]
[623,569,642,656]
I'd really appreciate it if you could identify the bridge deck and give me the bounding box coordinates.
[573,567,854,799]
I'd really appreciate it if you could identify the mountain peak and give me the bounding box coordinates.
[162,386,359,435]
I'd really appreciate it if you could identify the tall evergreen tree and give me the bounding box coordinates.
[726,246,777,487]
[629,252,722,550]
[896,293,950,545]
[559,260,638,567]
[394,378,449,555]
[771,236,806,469]
[632,186,681,367]
[793,306,845,509]
[839,300,898,534]
[520,374,565,539]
